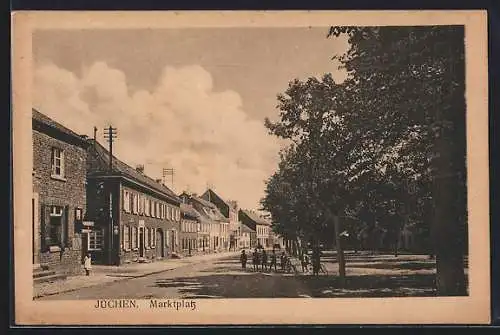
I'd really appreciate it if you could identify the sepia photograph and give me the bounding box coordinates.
[12,10,489,325]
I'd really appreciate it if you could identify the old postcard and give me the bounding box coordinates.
[12,10,490,325]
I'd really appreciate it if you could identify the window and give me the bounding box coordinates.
[139,195,144,215]
[51,147,65,178]
[132,194,139,214]
[46,206,64,247]
[152,229,156,248]
[156,202,160,218]
[123,191,131,213]
[132,227,138,249]
[151,201,156,218]
[88,230,104,250]
[145,198,150,216]
[123,225,130,250]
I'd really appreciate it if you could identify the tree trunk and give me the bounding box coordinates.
[431,131,467,296]
[394,229,399,257]
[333,214,346,284]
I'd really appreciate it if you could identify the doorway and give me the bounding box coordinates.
[156,229,164,258]
[139,227,144,257]
[170,230,175,254]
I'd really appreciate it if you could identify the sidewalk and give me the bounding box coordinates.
[33,251,239,299]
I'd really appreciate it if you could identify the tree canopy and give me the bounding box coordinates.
[261,25,468,295]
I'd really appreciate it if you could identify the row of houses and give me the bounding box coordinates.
[32,108,283,278]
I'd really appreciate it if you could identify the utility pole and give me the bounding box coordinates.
[163,168,174,189]
[103,126,117,171]
[103,126,117,265]
[93,126,97,141]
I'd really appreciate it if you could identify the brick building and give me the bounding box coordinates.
[86,140,182,265]
[239,209,272,248]
[200,189,240,251]
[32,108,90,275]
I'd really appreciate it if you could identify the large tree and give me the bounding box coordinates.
[327,25,468,296]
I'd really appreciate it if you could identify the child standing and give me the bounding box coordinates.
[83,253,92,276]
[240,250,248,270]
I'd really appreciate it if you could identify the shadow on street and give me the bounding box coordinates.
[151,270,467,299]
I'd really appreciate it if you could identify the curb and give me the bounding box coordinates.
[34,252,239,299]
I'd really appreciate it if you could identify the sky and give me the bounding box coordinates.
[32,27,350,211]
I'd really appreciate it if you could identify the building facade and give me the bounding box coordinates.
[238,223,253,250]
[180,192,229,252]
[32,108,89,275]
[86,140,182,265]
[200,189,238,251]
[239,209,272,248]
[180,203,200,256]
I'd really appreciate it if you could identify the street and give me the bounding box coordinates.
[37,251,454,300]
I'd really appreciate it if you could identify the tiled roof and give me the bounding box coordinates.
[191,195,218,209]
[180,203,200,220]
[203,189,230,207]
[32,108,88,146]
[240,209,272,226]
[88,139,181,204]
[190,196,229,222]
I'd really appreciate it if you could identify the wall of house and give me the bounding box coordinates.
[180,217,198,255]
[33,129,86,274]
[238,233,250,249]
[118,184,181,264]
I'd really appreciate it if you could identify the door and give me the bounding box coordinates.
[156,229,164,258]
[81,232,89,262]
[139,227,144,257]
[170,230,175,253]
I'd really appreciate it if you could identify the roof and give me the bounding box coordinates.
[204,188,239,211]
[240,224,255,233]
[180,203,200,220]
[188,195,229,222]
[240,209,272,226]
[32,108,88,147]
[192,195,219,209]
[202,189,230,207]
[88,139,181,204]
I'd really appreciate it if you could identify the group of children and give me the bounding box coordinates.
[239,247,323,275]
[239,248,296,273]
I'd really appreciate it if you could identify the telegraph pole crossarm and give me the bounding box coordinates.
[103,126,118,172]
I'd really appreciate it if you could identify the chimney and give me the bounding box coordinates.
[155,178,162,184]
[136,164,145,174]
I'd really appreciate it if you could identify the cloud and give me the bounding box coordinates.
[33,61,281,210]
